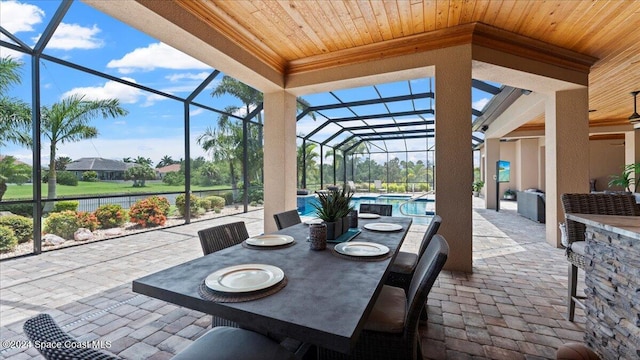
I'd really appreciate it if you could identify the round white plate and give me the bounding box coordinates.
[358,213,381,219]
[245,234,294,247]
[334,242,390,257]
[205,264,285,293]
[364,223,403,232]
[304,218,323,225]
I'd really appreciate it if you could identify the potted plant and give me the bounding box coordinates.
[608,162,640,193]
[503,188,516,200]
[313,188,354,239]
[472,181,484,197]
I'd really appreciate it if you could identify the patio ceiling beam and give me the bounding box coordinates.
[357,129,434,138]
[343,134,435,153]
[186,70,220,102]
[0,29,32,52]
[296,92,434,120]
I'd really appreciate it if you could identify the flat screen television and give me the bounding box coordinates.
[498,160,510,183]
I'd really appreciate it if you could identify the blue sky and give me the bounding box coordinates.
[1,0,491,167]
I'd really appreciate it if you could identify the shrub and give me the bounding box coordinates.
[175,193,199,217]
[0,203,35,217]
[0,225,18,252]
[76,211,99,231]
[222,191,234,205]
[162,171,184,186]
[94,204,126,229]
[82,171,98,182]
[0,215,33,243]
[56,171,78,186]
[418,183,431,192]
[147,196,170,216]
[129,198,166,228]
[53,201,79,213]
[206,196,226,210]
[44,211,78,240]
[197,197,212,210]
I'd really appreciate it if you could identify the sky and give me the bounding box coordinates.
[0,0,492,167]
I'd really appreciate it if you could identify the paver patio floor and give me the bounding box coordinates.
[0,198,585,359]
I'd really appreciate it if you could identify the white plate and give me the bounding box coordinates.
[304,218,324,225]
[245,234,294,247]
[364,223,403,232]
[358,213,381,219]
[205,264,285,293]
[334,242,390,257]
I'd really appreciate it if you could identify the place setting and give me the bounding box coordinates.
[198,263,288,302]
[241,234,296,250]
[330,241,392,262]
[363,222,403,232]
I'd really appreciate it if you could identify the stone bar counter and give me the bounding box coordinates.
[565,214,640,359]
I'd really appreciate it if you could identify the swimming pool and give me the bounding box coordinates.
[298,194,435,225]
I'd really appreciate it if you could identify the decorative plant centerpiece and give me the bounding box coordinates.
[313,188,354,240]
[472,181,484,197]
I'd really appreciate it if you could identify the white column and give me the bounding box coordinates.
[545,88,589,247]
[263,91,298,234]
[484,138,500,210]
[625,130,640,166]
[435,46,473,272]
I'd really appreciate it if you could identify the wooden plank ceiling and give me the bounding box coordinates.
[176,0,640,129]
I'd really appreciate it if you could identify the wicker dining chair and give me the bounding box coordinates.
[561,193,639,321]
[359,203,393,216]
[318,235,449,360]
[386,215,442,292]
[197,221,250,328]
[197,221,249,256]
[23,313,296,360]
[274,209,302,230]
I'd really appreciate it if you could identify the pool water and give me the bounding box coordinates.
[298,194,435,225]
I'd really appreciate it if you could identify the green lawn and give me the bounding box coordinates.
[4,181,232,200]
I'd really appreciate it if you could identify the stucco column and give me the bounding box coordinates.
[484,138,500,210]
[263,91,298,234]
[517,138,540,190]
[545,88,589,247]
[625,129,640,166]
[435,46,473,272]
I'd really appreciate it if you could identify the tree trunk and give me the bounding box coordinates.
[44,144,57,212]
[0,181,6,201]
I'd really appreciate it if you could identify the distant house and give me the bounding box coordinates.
[156,164,181,179]
[65,157,138,180]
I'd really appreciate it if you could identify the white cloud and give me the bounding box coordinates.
[38,23,104,50]
[107,43,210,74]
[473,97,490,110]
[191,108,205,116]
[0,0,44,34]
[166,72,210,82]
[61,79,143,104]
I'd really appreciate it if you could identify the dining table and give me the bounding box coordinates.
[132,215,413,354]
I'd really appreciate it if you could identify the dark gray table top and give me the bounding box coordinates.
[132,216,412,353]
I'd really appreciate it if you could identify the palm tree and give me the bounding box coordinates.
[55,156,73,171]
[38,95,128,210]
[297,142,319,187]
[197,124,241,191]
[134,156,153,167]
[0,57,30,147]
[122,157,133,163]
[157,155,177,168]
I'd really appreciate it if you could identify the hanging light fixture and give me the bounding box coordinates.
[630,90,640,124]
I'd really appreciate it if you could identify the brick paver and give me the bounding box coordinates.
[0,199,586,359]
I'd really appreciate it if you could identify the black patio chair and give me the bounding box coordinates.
[318,234,449,360]
[386,215,442,292]
[359,203,392,216]
[197,221,249,327]
[23,313,295,360]
[561,193,639,321]
[274,209,302,230]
